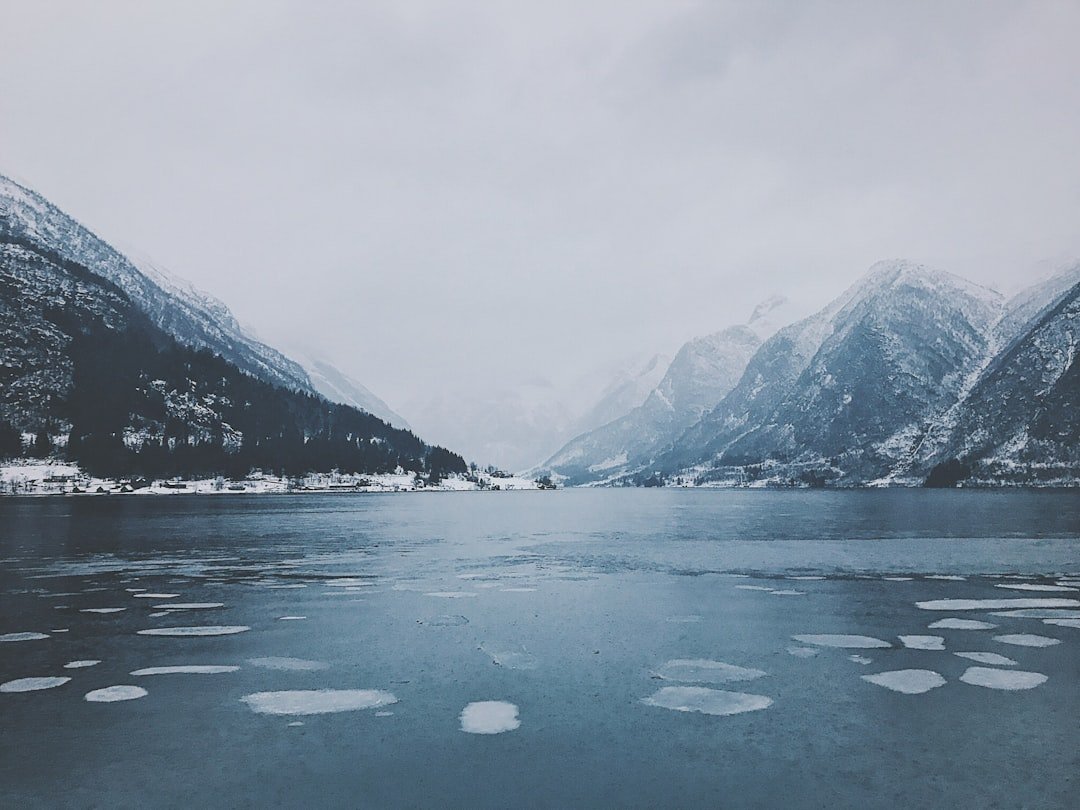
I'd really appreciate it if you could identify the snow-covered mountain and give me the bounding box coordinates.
[0,174,313,393]
[657,261,1004,485]
[295,354,411,431]
[536,296,795,484]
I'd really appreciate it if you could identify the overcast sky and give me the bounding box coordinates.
[3,1,1079,429]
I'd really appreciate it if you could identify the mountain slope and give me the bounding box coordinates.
[538,297,792,484]
[297,355,411,430]
[0,174,313,393]
[660,261,1003,485]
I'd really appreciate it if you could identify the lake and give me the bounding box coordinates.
[1,489,1078,808]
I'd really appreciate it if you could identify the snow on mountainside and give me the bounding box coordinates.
[0,174,313,393]
[535,296,796,484]
[658,261,1004,485]
[572,353,671,437]
[297,355,411,430]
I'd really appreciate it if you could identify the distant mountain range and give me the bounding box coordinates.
[536,261,1079,487]
[0,174,464,479]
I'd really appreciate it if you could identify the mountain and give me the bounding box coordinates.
[295,354,411,430]
[537,296,793,484]
[924,274,1080,486]
[657,261,1004,485]
[571,353,671,437]
[0,181,465,480]
[0,174,313,393]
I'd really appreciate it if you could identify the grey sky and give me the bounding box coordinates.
[3,1,1079,464]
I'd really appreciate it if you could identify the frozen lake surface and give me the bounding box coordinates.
[1,489,1078,808]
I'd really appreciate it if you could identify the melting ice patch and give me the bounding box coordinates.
[993,634,1061,648]
[241,689,397,715]
[786,646,819,658]
[995,583,1077,592]
[955,652,1017,666]
[861,670,945,694]
[959,667,1047,690]
[641,686,772,716]
[137,626,250,637]
[247,657,329,671]
[899,635,945,650]
[792,634,891,649]
[928,618,996,630]
[916,598,1079,611]
[133,594,180,599]
[500,588,537,593]
[666,615,703,624]
[925,575,966,581]
[883,577,913,582]
[653,659,767,683]
[482,645,538,670]
[0,632,49,642]
[1043,618,1080,628]
[460,701,521,734]
[85,685,148,702]
[64,660,102,669]
[990,609,1080,619]
[422,615,469,627]
[1,676,71,692]
[80,608,126,614]
[735,585,774,592]
[132,665,239,675]
[848,655,873,665]
[770,590,805,596]
[278,616,306,621]
[155,603,224,610]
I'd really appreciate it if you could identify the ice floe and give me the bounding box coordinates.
[928,618,996,630]
[500,588,537,593]
[735,585,774,592]
[421,615,469,627]
[375,711,393,717]
[994,583,1078,592]
[848,655,872,665]
[137,626,250,637]
[64,660,102,668]
[653,659,767,683]
[85,685,148,702]
[0,632,49,642]
[154,603,224,610]
[786,646,818,658]
[990,609,1080,618]
[925,575,965,581]
[278,616,306,621]
[861,670,945,694]
[959,667,1047,690]
[993,633,1061,647]
[770,590,805,596]
[460,701,521,734]
[954,652,1017,666]
[80,608,126,614]
[1043,618,1080,628]
[899,635,945,650]
[792,634,891,649]
[247,657,330,671]
[241,689,397,715]
[641,686,773,716]
[1,676,71,692]
[424,592,478,599]
[916,598,1080,611]
[787,576,825,581]
[133,593,180,599]
[883,577,913,582]
[482,645,538,670]
[666,615,703,624]
[131,665,239,675]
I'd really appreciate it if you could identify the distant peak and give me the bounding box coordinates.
[748,294,789,324]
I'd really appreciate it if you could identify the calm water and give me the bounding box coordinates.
[1,489,1078,808]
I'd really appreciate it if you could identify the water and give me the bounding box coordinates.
[1,489,1078,808]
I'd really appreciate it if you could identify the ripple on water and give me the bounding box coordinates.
[137,626,250,637]
[641,686,772,716]
[460,701,520,734]
[861,670,946,694]
[241,689,397,715]
[959,667,1047,690]
[1,676,71,692]
[993,633,1061,648]
[247,657,330,671]
[792,634,891,649]
[131,666,239,675]
[0,632,49,642]
[85,685,148,702]
[653,659,767,683]
[928,618,996,630]
[954,652,1017,666]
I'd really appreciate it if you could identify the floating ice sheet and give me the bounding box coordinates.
[1043,618,1080,628]
[925,575,965,581]
[792,634,891,649]
[666,615,703,624]
[241,689,397,715]
[928,618,996,630]
[861,670,945,694]
[482,646,538,670]
[641,686,772,716]
[735,585,774,592]
[786,646,818,658]
[132,665,239,675]
[85,685,148,702]
[500,588,537,593]
[959,667,1047,690]
[154,603,224,610]
[653,659,767,683]
[0,632,49,642]
[137,626,250,637]
[80,608,126,614]
[1,676,71,692]
[247,657,329,671]
[993,633,1061,647]
[899,635,945,650]
[954,652,1016,666]
[990,609,1080,618]
[460,701,520,734]
[916,598,1079,611]
[424,592,478,598]
[278,616,306,621]
[422,615,469,627]
[848,655,872,665]
[64,660,101,669]
[995,583,1077,592]
[133,594,180,599]
[770,590,805,596]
